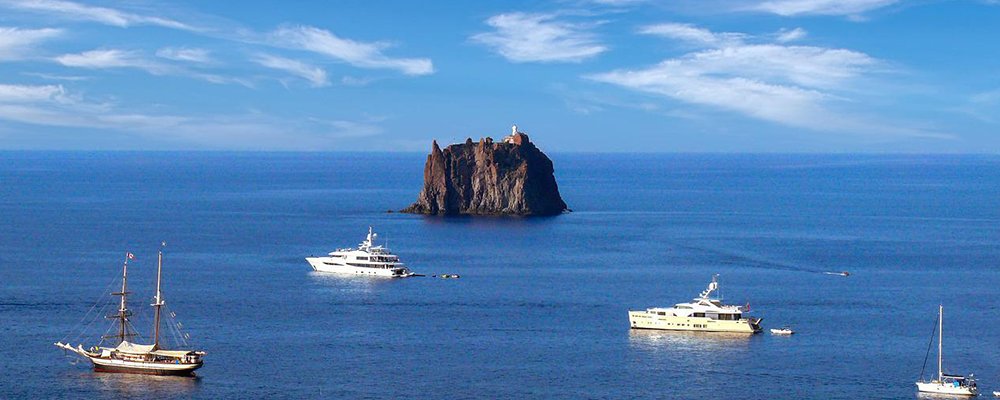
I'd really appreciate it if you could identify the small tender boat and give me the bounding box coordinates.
[823,271,850,277]
[993,391,999,397]
[770,327,794,335]
[915,305,977,396]
[434,274,460,279]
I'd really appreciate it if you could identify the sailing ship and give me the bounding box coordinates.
[55,247,205,375]
[915,305,977,396]
[628,275,762,333]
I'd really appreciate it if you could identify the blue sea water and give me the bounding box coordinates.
[1,152,998,399]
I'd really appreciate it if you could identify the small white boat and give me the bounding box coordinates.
[770,327,794,335]
[915,305,977,396]
[992,390,999,397]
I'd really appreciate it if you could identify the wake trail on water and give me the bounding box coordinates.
[675,244,841,276]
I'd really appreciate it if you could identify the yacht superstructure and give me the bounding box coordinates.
[306,227,415,278]
[628,275,761,333]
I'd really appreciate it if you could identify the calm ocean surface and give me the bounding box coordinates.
[1,152,998,399]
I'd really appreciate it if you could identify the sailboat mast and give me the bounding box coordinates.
[118,255,129,344]
[938,304,943,381]
[152,247,165,350]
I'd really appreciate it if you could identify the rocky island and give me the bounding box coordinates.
[401,125,568,216]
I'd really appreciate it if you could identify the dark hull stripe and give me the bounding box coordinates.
[629,326,760,333]
[93,363,202,376]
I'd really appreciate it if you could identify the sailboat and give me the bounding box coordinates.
[915,305,977,396]
[55,247,206,375]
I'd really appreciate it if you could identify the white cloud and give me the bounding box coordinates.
[471,12,607,63]
[639,23,745,47]
[55,48,152,69]
[156,47,213,64]
[748,0,899,16]
[252,53,329,87]
[268,25,433,75]
[775,27,807,42]
[0,83,67,103]
[586,24,936,137]
[55,48,252,87]
[0,82,383,149]
[0,0,194,30]
[0,26,62,60]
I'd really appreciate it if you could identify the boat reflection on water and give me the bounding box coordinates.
[89,371,200,397]
[307,270,409,295]
[628,329,754,353]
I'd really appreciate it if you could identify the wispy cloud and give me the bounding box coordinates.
[0,0,195,30]
[775,27,807,42]
[268,25,433,76]
[55,48,252,87]
[55,48,153,70]
[471,12,607,63]
[638,23,745,47]
[0,82,383,149]
[0,26,62,60]
[746,0,899,16]
[587,23,942,137]
[0,83,67,102]
[156,47,214,64]
[252,53,329,87]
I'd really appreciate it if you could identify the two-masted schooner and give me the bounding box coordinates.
[55,247,205,375]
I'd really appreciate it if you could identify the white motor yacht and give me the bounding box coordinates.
[915,305,977,396]
[628,275,762,333]
[306,227,415,278]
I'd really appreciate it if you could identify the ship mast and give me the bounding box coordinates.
[938,304,943,381]
[108,252,134,345]
[152,243,166,350]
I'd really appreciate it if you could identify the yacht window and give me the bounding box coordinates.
[693,313,705,318]
[357,257,368,261]
[656,312,666,316]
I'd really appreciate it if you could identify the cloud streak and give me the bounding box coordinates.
[0,26,62,60]
[0,0,194,30]
[746,0,899,16]
[587,23,941,137]
[267,25,433,75]
[471,13,607,63]
[0,82,384,149]
[252,53,329,87]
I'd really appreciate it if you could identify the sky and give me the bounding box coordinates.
[0,0,999,152]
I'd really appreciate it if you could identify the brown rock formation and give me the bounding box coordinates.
[401,131,568,216]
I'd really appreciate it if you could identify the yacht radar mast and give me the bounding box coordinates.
[699,274,720,299]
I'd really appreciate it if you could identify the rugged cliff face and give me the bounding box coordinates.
[401,132,568,216]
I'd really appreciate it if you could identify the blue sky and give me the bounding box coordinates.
[0,0,998,152]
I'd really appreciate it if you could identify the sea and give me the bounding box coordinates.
[1,152,998,399]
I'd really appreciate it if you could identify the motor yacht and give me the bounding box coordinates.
[628,275,761,333]
[306,227,415,278]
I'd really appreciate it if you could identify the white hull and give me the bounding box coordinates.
[628,311,761,333]
[916,382,977,396]
[306,257,413,277]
